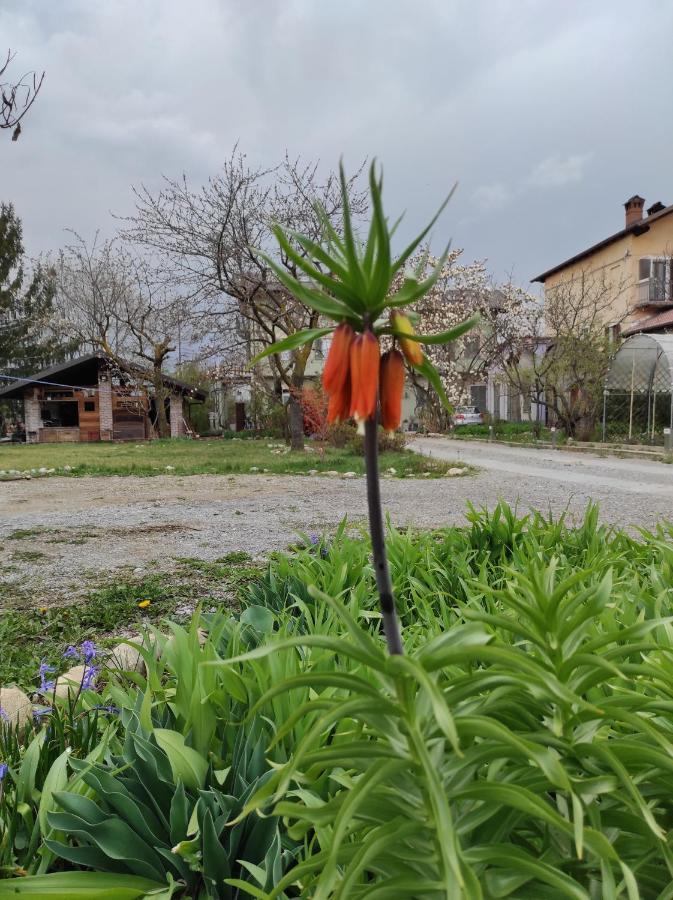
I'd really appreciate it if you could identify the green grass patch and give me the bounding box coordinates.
[0,554,262,690]
[0,437,471,478]
[6,528,52,540]
[11,549,46,562]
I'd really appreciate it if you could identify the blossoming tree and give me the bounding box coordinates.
[395,250,539,428]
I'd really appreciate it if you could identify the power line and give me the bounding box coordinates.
[0,373,104,391]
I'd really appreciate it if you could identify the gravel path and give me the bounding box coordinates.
[1,442,671,606]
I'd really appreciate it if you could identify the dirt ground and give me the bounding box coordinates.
[2,444,671,608]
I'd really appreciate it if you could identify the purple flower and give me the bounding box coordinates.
[81,640,97,663]
[81,665,99,691]
[0,707,8,723]
[38,661,56,693]
[309,533,320,546]
[0,763,8,781]
[63,645,79,659]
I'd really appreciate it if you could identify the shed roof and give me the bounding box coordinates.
[0,352,207,401]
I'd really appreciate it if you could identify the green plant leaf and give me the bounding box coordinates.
[0,872,167,898]
[248,326,334,366]
[385,314,479,345]
[153,730,208,792]
[411,355,453,413]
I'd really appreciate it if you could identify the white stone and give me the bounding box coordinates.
[38,467,48,475]
[249,466,259,472]
[307,469,318,476]
[386,467,397,475]
[343,471,357,479]
[165,465,175,471]
[0,685,32,731]
[63,465,72,472]
[107,641,145,674]
[447,467,466,476]
[53,665,88,699]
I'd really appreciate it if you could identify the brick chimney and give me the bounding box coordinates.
[624,195,645,227]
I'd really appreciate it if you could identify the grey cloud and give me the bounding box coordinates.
[0,0,672,287]
[526,154,593,189]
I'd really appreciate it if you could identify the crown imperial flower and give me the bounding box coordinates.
[380,349,405,432]
[349,331,380,427]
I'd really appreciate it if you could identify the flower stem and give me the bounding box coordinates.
[364,416,404,655]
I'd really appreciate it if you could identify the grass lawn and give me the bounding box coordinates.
[0,436,472,478]
[0,552,261,690]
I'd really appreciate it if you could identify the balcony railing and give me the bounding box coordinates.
[637,278,673,306]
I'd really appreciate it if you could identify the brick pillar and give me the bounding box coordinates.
[24,390,42,443]
[169,394,183,438]
[98,374,113,440]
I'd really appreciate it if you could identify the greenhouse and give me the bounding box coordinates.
[603,332,673,443]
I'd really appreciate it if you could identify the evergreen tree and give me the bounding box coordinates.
[0,203,72,376]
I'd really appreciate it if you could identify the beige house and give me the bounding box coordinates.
[533,195,673,337]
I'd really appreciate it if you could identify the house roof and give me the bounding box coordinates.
[622,308,673,337]
[0,352,207,401]
[532,202,673,284]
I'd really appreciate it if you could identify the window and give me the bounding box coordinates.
[470,384,487,411]
[605,323,621,344]
[638,257,672,303]
[84,401,96,412]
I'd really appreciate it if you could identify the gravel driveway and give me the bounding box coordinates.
[1,441,671,606]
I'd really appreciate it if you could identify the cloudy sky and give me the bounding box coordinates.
[2,0,672,289]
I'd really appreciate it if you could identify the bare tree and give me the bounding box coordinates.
[122,150,367,449]
[1,50,44,141]
[52,233,188,437]
[500,268,632,438]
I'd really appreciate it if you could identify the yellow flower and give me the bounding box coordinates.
[138,599,151,609]
[391,311,424,366]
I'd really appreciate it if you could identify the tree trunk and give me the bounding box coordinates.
[288,366,306,451]
[153,366,170,438]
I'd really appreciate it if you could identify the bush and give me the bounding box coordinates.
[6,504,673,896]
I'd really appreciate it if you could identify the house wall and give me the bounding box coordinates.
[543,214,673,329]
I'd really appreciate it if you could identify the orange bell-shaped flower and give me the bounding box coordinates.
[390,311,424,366]
[326,373,351,424]
[323,323,354,395]
[349,331,380,425]
[380,349,405,432]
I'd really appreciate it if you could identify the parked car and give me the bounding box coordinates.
[452,406,483,427]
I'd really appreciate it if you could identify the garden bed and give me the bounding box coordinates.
[2,503,673,896]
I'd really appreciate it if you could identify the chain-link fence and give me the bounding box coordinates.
[602,333,673,445]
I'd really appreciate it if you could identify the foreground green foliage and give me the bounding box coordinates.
[3,505,673,896]
[0,438,464,479]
